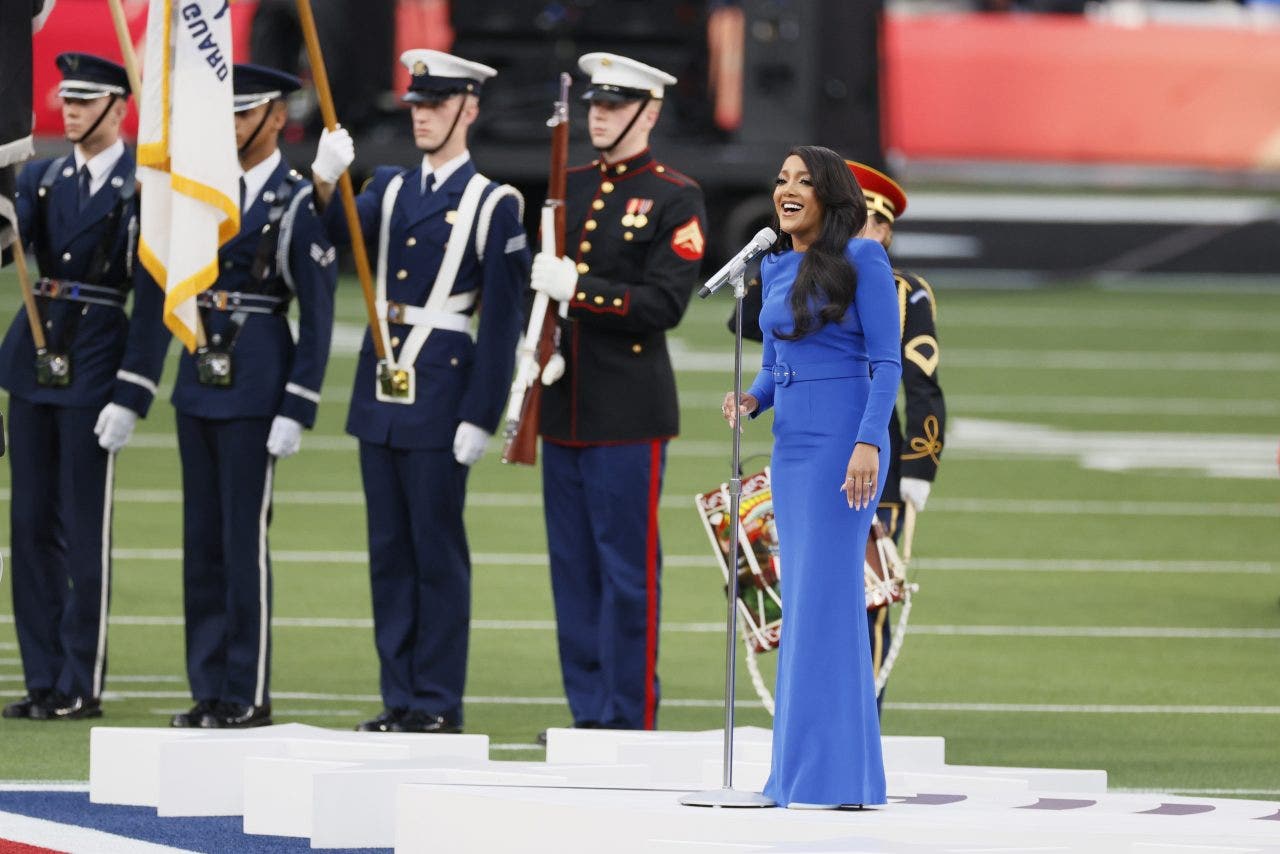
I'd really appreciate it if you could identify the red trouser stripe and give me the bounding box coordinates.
[643,440,661,730]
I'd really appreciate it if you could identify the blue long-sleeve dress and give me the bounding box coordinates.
[746,237,902,807]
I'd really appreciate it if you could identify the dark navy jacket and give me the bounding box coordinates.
[538,149,706,444]
[168,158,336,427]
[0,149,167,415]
[324,158,529,450]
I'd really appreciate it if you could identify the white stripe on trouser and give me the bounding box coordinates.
[255,461,275,707]
[92,452,116,698]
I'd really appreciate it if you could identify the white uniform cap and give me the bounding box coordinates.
[400,49,497,103]
[578,52,677,102]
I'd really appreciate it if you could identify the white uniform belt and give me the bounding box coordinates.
[379,292,476,332]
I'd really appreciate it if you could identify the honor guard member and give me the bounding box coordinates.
[846,160,945,710]
[311,50,529,734]
[530,53,707,735]
[0,54,167,721]
[167,65,337,730]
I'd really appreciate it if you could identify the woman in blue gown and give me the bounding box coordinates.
[723,146,902,808]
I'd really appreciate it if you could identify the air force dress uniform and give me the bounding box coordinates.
[538,54,707,731]
[168,66,337,728]
[0,55,168,720]
[321,51,528,732]
[845,161,946,703]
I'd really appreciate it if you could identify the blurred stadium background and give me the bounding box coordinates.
[3,0,1278,801]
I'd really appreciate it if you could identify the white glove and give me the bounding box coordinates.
[311,125,355,185]
[453,421,491,466]
[899,477,932,512]
[266,416,304,459]
[530,253,578,303]
[94,403,138,453]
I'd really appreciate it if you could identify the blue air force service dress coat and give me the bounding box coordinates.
[323,157,528,722]
[538,149,707,731]
[0,148,168,705]
[167,157,336,710]
[745,238,902,808]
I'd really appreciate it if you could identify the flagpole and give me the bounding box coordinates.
[294,0,388,363]
[8,224,49,352]
[109,0,208,349]
[106,0,143,103]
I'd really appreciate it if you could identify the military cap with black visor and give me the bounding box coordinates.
[55,52,130,145]
[232,63,302,156]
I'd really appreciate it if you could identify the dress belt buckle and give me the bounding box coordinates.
[773,362,794,387]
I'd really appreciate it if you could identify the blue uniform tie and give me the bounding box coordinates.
[421,173,435,196]
[77,166,91,211]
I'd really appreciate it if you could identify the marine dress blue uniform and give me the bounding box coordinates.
[746,237,901,807]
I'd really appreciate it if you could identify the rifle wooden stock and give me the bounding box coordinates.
[501,73,571,465]
[295,0,386,361]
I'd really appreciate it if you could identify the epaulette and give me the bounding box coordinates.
[651,162,700,188]
[568,161,600,175]
[894,268,937,323]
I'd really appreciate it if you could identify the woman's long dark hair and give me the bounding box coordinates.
[770,145,867,341]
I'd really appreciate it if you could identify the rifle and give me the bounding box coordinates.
[501,73,571,465]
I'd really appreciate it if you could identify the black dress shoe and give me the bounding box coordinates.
[199,702,273,729]
[535,720,601,746]
[355,708,406,732]
[30,693,102,721]
[171,699,218,728]
[389,710,461,734]
[2,690,51,720]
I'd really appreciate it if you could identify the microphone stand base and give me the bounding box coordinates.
[680,788,777,808]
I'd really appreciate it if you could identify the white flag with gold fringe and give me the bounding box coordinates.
[137,0,239,352]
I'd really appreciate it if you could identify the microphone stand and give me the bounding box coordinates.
[681,264,775,809]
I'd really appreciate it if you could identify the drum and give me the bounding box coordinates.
[695,469,781,654]
[695,469,912,656]
[695,468,920,711]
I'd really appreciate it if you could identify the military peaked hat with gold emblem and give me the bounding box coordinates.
[400,49,496,104]
[56,53,130,100]
[579,53,677,103]
[845,160,908,224]
[232,64,302,113]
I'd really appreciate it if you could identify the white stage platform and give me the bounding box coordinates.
[87,724,1280,852]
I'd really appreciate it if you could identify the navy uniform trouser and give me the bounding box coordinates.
[359,442,470,720]
[542,440,666,730]
[867,503,903,714]
[8,396,114,700]
[176,413,275,708]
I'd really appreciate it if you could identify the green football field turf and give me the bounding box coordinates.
[0,269,1277,798]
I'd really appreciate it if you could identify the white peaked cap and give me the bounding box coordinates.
[400,49,496,90]
[578,52,677,100]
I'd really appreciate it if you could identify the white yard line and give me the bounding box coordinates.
[664,340,1280,373]
[51,690,1280,716]
[1,494,1273,518]
[913,558,1276,574]
[886,702,1280,715]
[2,614,1273,640]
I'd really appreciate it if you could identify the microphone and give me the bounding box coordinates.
[697,226,778,299]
